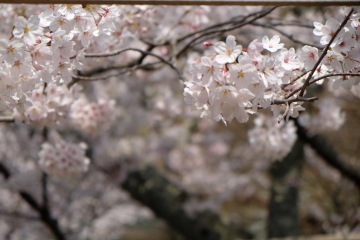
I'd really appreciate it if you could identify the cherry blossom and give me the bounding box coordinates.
[278,47,301,71]
[314,18,344,46]
[214,35,242,64]
[227,60,259,89]
[38,133,90,177]
[262,35,284,53]
[0,39,25,66]
[299,45,319,71]
[13,15,43,45]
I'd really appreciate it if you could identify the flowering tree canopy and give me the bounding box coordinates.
[0,4,359,240]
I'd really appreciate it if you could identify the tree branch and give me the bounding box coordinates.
[41,173,49,210]
[83,48,184,80]
[272,96,318,105]
[0,116,15,123]
[294,119,360,190]
[309,73,360,85]
[176,7,275,43]
[70,62,161,84]
[286,73,360,99]
[175,6,277,58]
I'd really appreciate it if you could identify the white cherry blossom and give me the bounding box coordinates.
[227,62,258,89]
[262,35,284,53]
[299,45,319,71]
[13,15,43,45]
[214,35,242,64]
[0,39,25,66]
[314,18,344,46]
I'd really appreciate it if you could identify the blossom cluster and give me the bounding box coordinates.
[38,135,90,177]
[184,34,305,124]
[70,96,116,134]
[0,4,155,122]
[13,82,81,127]
[314,13,360,89]
[184,9,360,124]
[248,114,297,162]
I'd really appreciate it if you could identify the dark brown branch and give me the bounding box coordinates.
[272,96,318,105]
[0,162,10,179]
[268,21,314,29]
[294,119,360,190]
[77,63,136,77]
[286,73,360,99]
[42,173,49,210]
[71,62,161,83]
[298,8,354,97]
[309,73,360,85]
[83,48,184,80]
[0,116,15,123]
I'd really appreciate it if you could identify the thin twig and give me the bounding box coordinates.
[177,7,274,43]
[309,73,360,85]
[272,96,318,105]
[175,6,277,58]
[83,48,184,80]
[287,73,360,99]
[69,62,161,85]
[269,22,314,28]
[298,8,354,97]
[251,22,322,48]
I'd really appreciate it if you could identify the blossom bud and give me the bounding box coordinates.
[203,41,213,47]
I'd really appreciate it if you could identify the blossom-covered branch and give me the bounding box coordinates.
[183,7,360,125]
[299,8,355,97]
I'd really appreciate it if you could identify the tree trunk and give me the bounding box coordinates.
[267,139,304,239]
